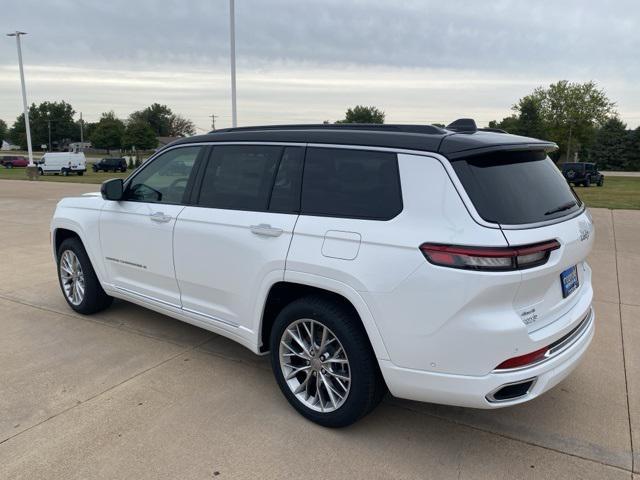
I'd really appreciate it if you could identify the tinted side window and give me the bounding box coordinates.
[125,146,201,204]
[301,148,402,220]
[198,145,283,211]
[269,147,304,213]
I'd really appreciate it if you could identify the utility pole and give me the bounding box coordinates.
[209,114,218,131]
[80,112,84,143]
[229,0,237,127]
[7,31,34,167]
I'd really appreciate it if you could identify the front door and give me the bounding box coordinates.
[173,145,304,331]
[100,145,205,307]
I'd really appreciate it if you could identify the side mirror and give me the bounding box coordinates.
[101,178,124,201]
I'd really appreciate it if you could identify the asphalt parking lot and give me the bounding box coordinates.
[0,179,638,479]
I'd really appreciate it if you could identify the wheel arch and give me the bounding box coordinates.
[258,275,390,361]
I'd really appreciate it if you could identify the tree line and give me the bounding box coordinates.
[1,102,196,153]
[488,80,639,170]
[1,80,637,169]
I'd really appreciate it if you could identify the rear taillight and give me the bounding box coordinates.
[419,240,560,271]
[495,346,548,369]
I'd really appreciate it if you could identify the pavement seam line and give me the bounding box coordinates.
[388,401,635,475]
[0,337,211,448]
[611,209,636,473]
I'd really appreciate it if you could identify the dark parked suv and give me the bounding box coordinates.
[92,158,127,173]
[561,162,604,187]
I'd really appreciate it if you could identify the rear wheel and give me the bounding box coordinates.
[584,177,591,187]
[62,169,69,177]
[57,237,112,314]
[6,163,13,169]
[77,171,83,176]
[38,168,43,175]
[270,295,385,427]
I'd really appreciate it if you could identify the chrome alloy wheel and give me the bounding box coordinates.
[279,319,351,412]
[59,250,85,306]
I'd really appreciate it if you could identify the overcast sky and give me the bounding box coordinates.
[1,0,639,132]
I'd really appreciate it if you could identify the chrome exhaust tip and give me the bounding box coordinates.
[486,377,537,403]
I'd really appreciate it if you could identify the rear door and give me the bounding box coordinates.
[451,150,594,332]
[173,144,303,330]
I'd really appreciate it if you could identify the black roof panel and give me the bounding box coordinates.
[168,124,557,158]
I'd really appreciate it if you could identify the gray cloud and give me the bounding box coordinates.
[1,0,639,129]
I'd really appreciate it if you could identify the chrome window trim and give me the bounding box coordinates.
[135,141,582,231]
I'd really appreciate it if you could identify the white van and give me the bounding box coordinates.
[39,152,87,176]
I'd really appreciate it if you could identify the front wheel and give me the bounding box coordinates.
[38,168,43,175]
[57,237,113,314]
[598,177,604,187]
[62,169,69,177]
[77,171,84,176]
[6,163,13,169]
[584,177,591,187]
[270,296,385,427]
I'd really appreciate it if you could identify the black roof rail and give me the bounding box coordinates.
[210,123,446,135]
[446,118,477,132]
[478,127,508,134]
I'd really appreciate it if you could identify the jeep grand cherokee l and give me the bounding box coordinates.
[50,120,595,427]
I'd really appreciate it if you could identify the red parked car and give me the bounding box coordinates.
[1,156,29,168]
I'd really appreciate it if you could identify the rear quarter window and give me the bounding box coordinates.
[452,150,581,225]
[301,148,402,220]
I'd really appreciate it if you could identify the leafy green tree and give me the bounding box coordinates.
[489,81,615,160]
[337,105,385,124]
[129,103,195,137]
[123,120,157,150]
[129,103,172,136]
[624,127,640,171]
[9,101,77,150]
[588,118,629,170]
[489,115,521,133]
[90,111,125,154]
[526,81,615,160]
[0,119,7,141]
[168,114,195,136]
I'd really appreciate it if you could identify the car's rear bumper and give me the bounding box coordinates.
[380,306,594,408]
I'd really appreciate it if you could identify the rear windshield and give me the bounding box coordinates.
[451,150,581,225]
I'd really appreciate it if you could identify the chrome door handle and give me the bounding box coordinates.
[250,224,283,237]
[150,212,172,223]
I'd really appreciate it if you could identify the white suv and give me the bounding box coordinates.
[51,121,595,427]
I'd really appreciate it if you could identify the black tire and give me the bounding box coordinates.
[584,177,591,187]
[38,168,43,176]
[56,237,113,314]
[598,177,604,187]
[6,163,13,169]
[269,295,385,427]
[62,169,69,177]
[77,171,84,176]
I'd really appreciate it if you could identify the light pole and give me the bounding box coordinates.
[229,0,237,127]
[7,31,34,167]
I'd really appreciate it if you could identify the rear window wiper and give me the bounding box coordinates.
[544,201,577,216]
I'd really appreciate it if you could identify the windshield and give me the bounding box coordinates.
[452,150,582,225]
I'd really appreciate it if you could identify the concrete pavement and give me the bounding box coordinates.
[0,179,638,479]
